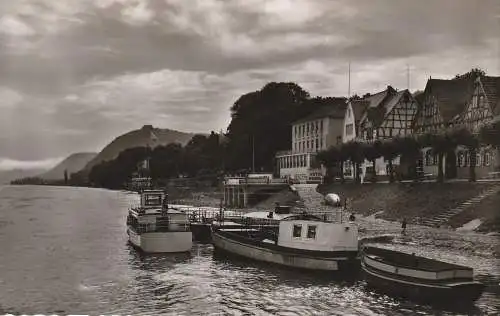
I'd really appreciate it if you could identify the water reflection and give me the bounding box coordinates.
[0,186,498,315]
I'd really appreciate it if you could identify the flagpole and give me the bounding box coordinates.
[252,134,255,173]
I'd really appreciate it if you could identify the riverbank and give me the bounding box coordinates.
[318,181,500,233]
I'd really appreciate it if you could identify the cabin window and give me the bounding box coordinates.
[292,224,302,238]
[307,225,317,239]
[145,194,162,206]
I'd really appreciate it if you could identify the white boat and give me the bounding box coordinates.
[126,189,192,253]
[212,212,359,272]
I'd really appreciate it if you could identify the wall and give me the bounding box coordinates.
[342,102,357,143]
[325,117,344,148]
[277,220,358,251]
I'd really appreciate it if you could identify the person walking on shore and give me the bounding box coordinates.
[401,218,407,235]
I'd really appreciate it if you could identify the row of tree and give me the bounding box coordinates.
[316,120,500,184]
[82,132,224,189]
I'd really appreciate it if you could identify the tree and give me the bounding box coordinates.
[225,82,311,172]
[395,136,421,181]
[451,127,480,182]
[316,146,341,183]
[479,120,500,148]
[454,68,486,79]
[342,141,364,183]
[363,141,382,182]
[380,140,399,183]
[150,143,183,180]
[419,132,457,183]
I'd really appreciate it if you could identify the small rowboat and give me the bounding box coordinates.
[361,246,484,304]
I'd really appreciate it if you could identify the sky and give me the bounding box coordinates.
[0,0,499,170]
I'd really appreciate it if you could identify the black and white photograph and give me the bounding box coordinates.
[0,0,499,315]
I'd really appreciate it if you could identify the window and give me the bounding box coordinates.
[346,123,354,136]
[307,225,317,239]
[464,152,469,167]
[425,150,433,166]
[145,194,162,206]
[348,108,352,118]
[293,224,302,238]
[457,152,464,167]
[476,153,481,167]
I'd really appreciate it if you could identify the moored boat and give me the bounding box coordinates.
[126,189,192,253]
[212,213,359,272]
[361,246,485,304]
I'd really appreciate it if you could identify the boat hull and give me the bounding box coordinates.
[190,223,212,243]
[362,262,485,304]
[212,230,359,272]
[127,228,193,253]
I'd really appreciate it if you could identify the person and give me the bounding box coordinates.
[401,218,407,235]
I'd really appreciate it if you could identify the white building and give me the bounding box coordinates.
[276,98,347,181]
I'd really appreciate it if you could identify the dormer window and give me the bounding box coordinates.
[292,224,302,238]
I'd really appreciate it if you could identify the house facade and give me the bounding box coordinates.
[276,98,347,181]
[343,86,419,179]
[413,74,500,179]
[454,75,500,178]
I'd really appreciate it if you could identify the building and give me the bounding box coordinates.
[276,98,347,181]
[413,74,500,179]
[454,75,500,178]
[343,86,419,179]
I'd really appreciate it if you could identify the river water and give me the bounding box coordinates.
[0,185,498,315]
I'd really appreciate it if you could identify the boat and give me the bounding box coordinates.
[212,212,359,272]
[126,189,192,253]
[361,246,485,304]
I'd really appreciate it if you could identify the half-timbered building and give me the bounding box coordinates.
[454,75,500,178]
[414,74,500,179]
[343,86,418,179]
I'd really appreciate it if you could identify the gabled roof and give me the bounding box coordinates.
[424,76,475,123]
[350,100,369,126]
[480,76,500,115]
[358,86,398,126]
[293,98,347,124]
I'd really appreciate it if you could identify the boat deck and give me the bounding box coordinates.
[363,246,472,273]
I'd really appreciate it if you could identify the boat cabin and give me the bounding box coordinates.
[276,215,358,252]
[140,189,168,209]
[127,189,189,233]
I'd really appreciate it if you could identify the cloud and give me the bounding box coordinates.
[0,157,63,171]
[0,0,499,161]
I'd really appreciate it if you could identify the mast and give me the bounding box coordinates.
[252,134,255,173]
[407,64,410,91]
[348,62,351,98]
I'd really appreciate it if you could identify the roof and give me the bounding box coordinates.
[293,98,347,124]
[350,100,369,126]
[424,76,475,122]
[480,76,500,115]
[358,86,399,126]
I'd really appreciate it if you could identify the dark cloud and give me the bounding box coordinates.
[0,0,499,164]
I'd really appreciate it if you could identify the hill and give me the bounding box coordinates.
[40,152,97,180]
[82,125,196,172]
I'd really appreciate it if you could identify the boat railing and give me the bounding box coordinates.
[132,221,191,233]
